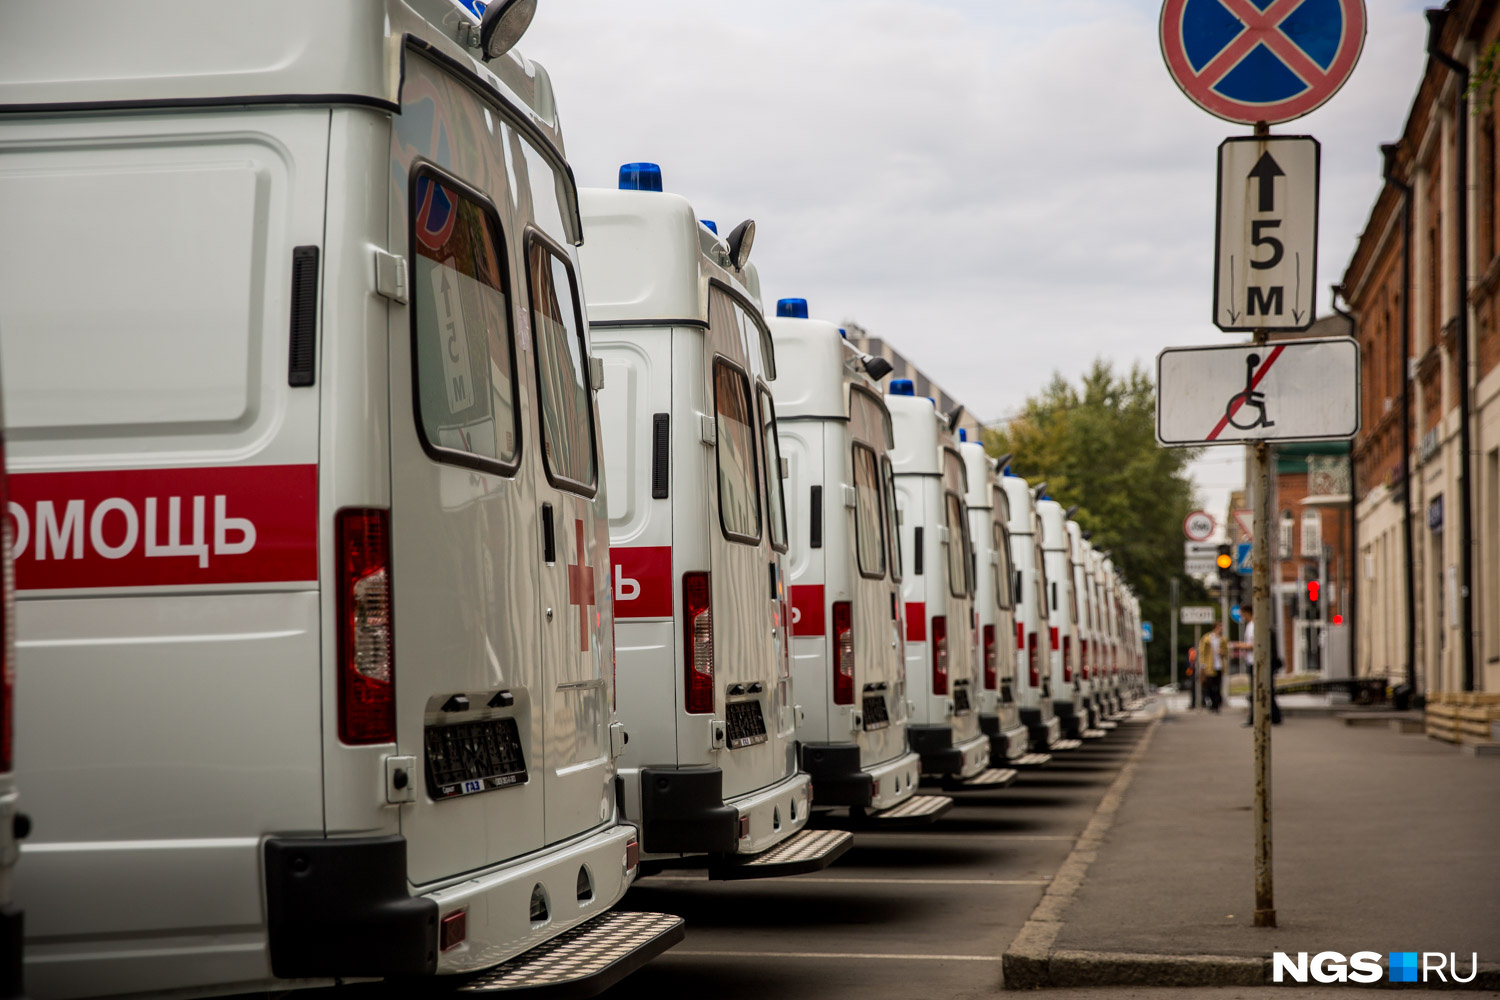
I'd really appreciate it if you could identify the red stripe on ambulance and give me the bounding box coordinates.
[8,465,318,590]
[611,545,672,618]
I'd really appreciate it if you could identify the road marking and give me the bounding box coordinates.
[670,950,1001,963]
[647,876,1049,886]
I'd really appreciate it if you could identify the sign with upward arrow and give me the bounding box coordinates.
[1213,135,1318,333]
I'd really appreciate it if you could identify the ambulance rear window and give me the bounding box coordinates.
[883,458,902,583]
[758,387,788,552]
[410,171,519,471]
[713,360,761,544]
[852,444,885,579]
[527,240,597,494]
[994,522,1014,610]
[945,493,971,598]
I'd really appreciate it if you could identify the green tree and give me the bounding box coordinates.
[984,359,1206,683]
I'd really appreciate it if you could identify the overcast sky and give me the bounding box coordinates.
[523,0,1430,522]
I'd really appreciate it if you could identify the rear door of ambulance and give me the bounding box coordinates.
[388,55,551,888]
[0,108,328,991]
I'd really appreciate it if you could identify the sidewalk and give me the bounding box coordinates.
[1004,703,1500,989]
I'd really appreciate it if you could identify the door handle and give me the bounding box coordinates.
[542,503,556,563]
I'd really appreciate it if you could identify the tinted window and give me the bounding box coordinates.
[883,458,902,583]
[410,172,518,470]
[853,444,886,578]
[714,361,761,542]
[945,493,971,598]
[994,522,1014,610]
[528,241,597,492]
[758,387,788,551]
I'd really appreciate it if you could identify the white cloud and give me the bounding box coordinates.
[522,0,1431,514]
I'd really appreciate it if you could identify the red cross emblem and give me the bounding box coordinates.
[567,519,596,653]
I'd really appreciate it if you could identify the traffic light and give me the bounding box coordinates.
[1305,579,1320,618]
[1216,544,1234,581]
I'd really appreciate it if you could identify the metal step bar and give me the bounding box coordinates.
[1050,738,1083,751]
[708,828,854,881]
[944,766,1018,790]
[458,910,684,996]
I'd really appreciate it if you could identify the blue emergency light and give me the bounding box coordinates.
[958,428,967,441]
[619,162,663,192]
[890,379,915,396]
[776,298,808,319]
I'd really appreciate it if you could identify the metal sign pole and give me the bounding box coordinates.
[1251,119,1276,931]
[1170,577,1179,694]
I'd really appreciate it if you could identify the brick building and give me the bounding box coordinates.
[1342,0,1500,710]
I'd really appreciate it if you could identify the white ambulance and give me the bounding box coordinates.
[1098,556,1125,717]
[1036,498,1086,742]
[582,171,852,875]
[960,441,1046,768]
[887,385,1014,790]
[0,3,683,996]
[769,308,949,824]
[1067,522,1106,732]
[1000,473,1076,752]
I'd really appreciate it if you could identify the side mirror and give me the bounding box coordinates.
[727,219,755,270]
[479,0,537,61]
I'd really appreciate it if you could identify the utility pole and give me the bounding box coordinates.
[1250,120,1276,931]
[1170,577,1179,694]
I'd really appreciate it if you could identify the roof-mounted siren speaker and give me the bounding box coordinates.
[993,453,1013,475]
[862,356,894,381]
[1033,482,1048,502]
[1065,504,1080,519]
[1082,530,1093,541]
[943,404,965,432]
[727,219,755,271]
[478,0,538,61]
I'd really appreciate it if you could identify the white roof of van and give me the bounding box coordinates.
[578,187,760,326]
[960,441,997,509]
[1037,498,1069,551]
[1001,475,1036,534]
[0,1,564,146]
[769,318,886,420]
[886,393,946,475]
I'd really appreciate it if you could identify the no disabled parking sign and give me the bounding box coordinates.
[1160,0,1366,125]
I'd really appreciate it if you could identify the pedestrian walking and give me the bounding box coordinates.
[1185,648,1197,708]
[1234,607,1281,726]
[1197,623,1225,713]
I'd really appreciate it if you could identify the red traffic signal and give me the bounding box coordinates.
[1306,580,1320,603]
[1332,614,1344,625]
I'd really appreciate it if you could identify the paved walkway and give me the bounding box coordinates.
[1007,702,1500,989]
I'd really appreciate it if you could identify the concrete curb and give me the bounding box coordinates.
[1000,715,1161,990]
[999,711,1500,991]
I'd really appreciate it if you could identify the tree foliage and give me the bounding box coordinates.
[984,359,1205,681]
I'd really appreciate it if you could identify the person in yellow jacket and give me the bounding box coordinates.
[1197,623,1224,713]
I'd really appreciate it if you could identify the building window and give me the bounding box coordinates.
[1300,510,1321,558]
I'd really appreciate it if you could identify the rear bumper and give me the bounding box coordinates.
[265,825,638,979]
[1020,708,1062,752]
[909,725,988,777]
[799,744,920,810]
[1054,700,1082,739]
[981,714,1032,763]
[637,767,811,859]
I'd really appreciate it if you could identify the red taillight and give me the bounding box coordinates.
[337,509,394,745]
[625,836,640,873]
[832,601,854,705]
[932,616,948,695]
[1027,631,1039,687]
[1049,626,1059,652]
[0,433,13,773]
[1063,635,1072,683]
[982,624,997,689]
[1015,621,1025,650]
[683,572,714,714]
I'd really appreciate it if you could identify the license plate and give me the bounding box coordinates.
[725,699,768,749]
[862,693,891,730]
[954,683,972,714]
[425,717,528,800]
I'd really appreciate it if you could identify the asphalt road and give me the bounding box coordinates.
[598,727,1147,1000]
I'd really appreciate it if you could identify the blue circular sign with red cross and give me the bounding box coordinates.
[1160,0,1366,124]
